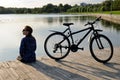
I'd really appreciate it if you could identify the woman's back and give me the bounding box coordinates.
[18,26,37,63]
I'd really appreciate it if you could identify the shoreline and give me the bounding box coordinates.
[86,13,120,24]
[0,13,120,24]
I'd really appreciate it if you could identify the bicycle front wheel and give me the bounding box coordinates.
[44,32,70,60]
[90,34,113,63]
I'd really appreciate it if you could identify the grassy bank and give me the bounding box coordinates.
[67,11,120,15]
[65,11,120,24]
[102,11,120,15]
[86,13,120,24]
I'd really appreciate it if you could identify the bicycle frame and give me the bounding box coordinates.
[63,26,95,46]
[50,16,103,50]
[45,16,113,63]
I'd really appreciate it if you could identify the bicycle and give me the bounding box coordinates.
[44,16,113,63]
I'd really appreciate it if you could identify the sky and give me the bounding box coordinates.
[0,0,105,8]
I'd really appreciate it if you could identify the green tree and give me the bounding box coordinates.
[58,4,64,13]
[113,0,120,10]
[63,4,72,12]
[102,0,111,11]
[42,4,59,13]
[67,4,79,12]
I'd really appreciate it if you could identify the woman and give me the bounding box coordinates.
[17,26,36,63]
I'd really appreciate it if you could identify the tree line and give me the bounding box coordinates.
[0,0,120,14]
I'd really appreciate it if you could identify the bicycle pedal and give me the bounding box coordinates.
[78,47,84,50]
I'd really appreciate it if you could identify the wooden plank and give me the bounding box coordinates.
[31,60,79,80]
[26,62,52,80]
[0,68,13,80]
[14,60,50,80]
[5,68,19,80]
[0,47,119,80]
[13,62,31,80]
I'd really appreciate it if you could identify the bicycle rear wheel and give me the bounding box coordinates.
[44,32,70,60]
[90,34,113,63]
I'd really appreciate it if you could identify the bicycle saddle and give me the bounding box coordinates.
[63,23,74,26]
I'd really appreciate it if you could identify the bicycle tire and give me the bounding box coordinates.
[44,32,70,60]
[90,34,113,63]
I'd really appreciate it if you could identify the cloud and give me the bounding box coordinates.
[0,0,105,8]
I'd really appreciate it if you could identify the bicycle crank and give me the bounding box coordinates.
[70,44,84,52]
[70,44,78,52]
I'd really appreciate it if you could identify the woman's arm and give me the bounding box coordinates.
[19,38,26,57]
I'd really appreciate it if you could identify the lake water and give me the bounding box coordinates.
[0,14,120,62]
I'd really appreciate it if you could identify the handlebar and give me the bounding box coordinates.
[84,16,101,26]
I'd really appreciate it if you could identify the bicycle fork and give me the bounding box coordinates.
[95,35,104,49]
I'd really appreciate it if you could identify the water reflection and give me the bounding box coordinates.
[42,15,120,32]
[36,15,120,33]
[37,16,96,24]
[101,20,120,32]
[0,14,120,62]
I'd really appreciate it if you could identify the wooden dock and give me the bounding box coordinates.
[0,47,120,80]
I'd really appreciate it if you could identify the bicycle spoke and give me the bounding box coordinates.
[90,35,113,63]
[44,33,70,60]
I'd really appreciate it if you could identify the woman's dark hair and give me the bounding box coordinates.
[24,26,33,36]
